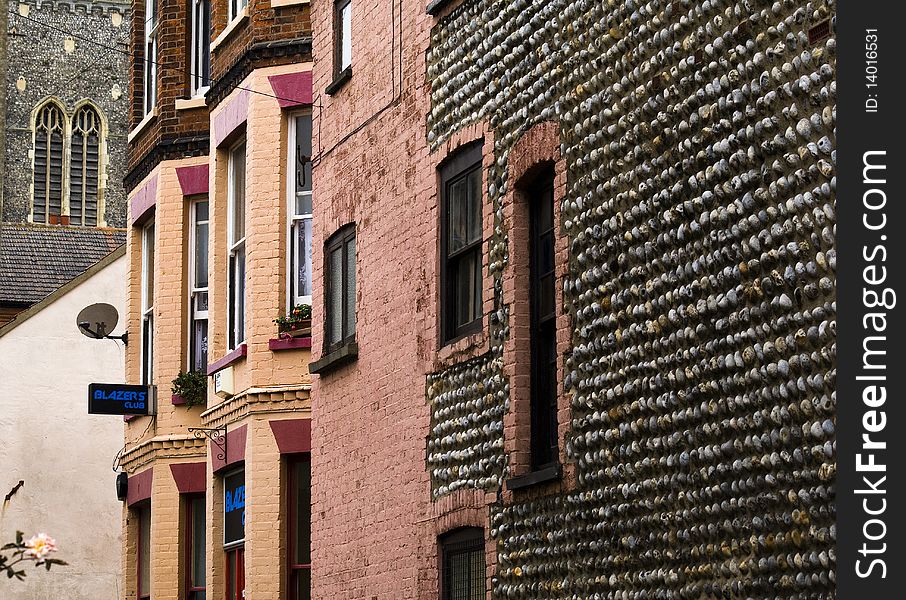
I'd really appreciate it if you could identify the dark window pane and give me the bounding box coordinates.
[138,508,151,597]
[293,568,311,600]
[196,220,209,288]
[454,250,480,329]
[328,246,343,345]
[345,236,356,338]
[295,115,312,196]
[294,460,311,565]
[192,498,206,587]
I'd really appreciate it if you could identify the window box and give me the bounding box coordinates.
[277,320,312,337]
[172,394,187,406]
[269,336,312,352]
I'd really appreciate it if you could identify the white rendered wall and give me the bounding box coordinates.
[0,254,126,599]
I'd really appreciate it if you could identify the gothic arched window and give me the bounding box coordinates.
[70,106,101,226]
[33,103,65,224]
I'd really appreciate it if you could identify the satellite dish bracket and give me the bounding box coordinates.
[78,321,129,345]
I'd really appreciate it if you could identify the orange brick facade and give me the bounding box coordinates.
[123,2,314,599]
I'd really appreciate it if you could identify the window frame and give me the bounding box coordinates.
[439,527,485,600]
[143,0,159,116]
[323,224,357,355]
[184,494,206,600]
[225,545,245,600]
[227,140,247,351]
[69,105,102,227]
[287,455,312,600]
[333,0,352,77]
[141,221,155,385]
[189,198,209,373]
[528,173,558,471]
[228,0,249,24]
[189,0,211,97]
[439,142,484,345]
[136,504,152,600]
[32,102,66,225]
[287,112,313,311]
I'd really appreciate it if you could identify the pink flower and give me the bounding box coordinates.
[24,533,57,560]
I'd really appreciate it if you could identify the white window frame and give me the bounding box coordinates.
[189,199,209,372]
[287,111,313,310]
[144,0,159,116]
[227,141,247,350]
[228,0,249,24]
[141,221,155,385]
[335,0,352,73]
[190,0,211,97]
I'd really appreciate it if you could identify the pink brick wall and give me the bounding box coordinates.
[309,2,491,599]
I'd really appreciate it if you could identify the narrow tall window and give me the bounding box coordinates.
[288,457,311,600]
[440,143,483,343]
[185,496,206,600]
[69,106,101,226]
[190,0,211,96]
[224,468,245,600]
[137,505,152,600]
[32,103,65,224]
[227,142,247,350]
[229,0,248,22]
[144,0,158,116]
[334,0,352,75]
[324,225,356,352]
[440,528,485,600]
[141,222,155,385]
[529,174,558,469]
[289,114,313,308]
[190,199,209,371]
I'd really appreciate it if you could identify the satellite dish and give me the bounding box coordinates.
[77,303,120,339]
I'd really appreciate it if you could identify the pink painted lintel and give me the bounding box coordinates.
[129,174,158,225]
[213,89,250,147]
[176,164,210,196]
[206,343,247,376]
[267,71,313,108]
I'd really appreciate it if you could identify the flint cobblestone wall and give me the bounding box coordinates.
[425,0,837,598]
[3,0,129,226]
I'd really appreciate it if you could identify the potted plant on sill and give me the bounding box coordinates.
[274,303,312,338]
[170,370,207,408]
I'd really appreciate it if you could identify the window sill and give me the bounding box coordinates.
[271,0,309,6]
[325,67,352,96]
[175,95,207,111]
[211,9,249,53]
[269,336,312,351]
[207,343,247,376]
[309,341,358,375]
[127,108,157,143]
[505,463,561,491]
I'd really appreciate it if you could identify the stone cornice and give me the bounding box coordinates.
[119,434,206,473]
[201,384,312,430]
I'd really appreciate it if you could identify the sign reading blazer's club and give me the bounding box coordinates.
[88,383,157,416]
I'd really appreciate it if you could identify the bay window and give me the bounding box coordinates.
[190,199,209,371]
[227,142,247,350]
[288,113,313,309]
[141,221,155,385]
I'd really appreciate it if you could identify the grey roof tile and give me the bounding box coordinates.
[0,222,126,305]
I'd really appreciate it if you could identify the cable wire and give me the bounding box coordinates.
[8,9,312,107]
